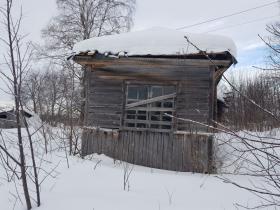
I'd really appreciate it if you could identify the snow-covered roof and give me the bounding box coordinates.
[73,27,237,59]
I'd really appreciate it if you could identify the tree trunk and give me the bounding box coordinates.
[5,0,32,208]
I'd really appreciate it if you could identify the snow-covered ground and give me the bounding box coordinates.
[0,151,262,210]
[0,123,277,210]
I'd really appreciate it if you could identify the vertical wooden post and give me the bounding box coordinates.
[121,80,126,128]
[208,66,216,173]
[81,66,90,155]
[208,66,215,130]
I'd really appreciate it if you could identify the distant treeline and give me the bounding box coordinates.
[222,72,280,131]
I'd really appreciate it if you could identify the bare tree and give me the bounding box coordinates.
[223,74,280,131]
[21,71,42,114]
[0,0,33,209]
[23,0,135,157]
[260,22,280,71]
[22,66,82,155]
[0,0,45,208]
[20,103,41,206]
[41,0,135,57]
[40,0,135,124]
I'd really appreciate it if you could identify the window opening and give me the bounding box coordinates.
[124,85,176,131]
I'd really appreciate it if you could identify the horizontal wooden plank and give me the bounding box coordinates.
[125,119,172,126]
[178,82,210,87]
[126,107,175,112]
[88,109,121,114]
[177,98,209,104]
[92,68,210,81]
[85,124,120,129]
[89,94,123,99]
[176,115,208,122]
[179,88,210,94]
[126,93,176,109]
[120,127,172,133]
[88,97,123,104]
[88,108,122,113]
[75,56,232,67]
[176,103,209,109]
[88,112,121,118]
[178,109,209,114]
[87,119,120,126]
[89,82,123,88]
[177,95,208,100]
[89,87,123,95]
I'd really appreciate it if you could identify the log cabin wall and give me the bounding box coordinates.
[81,58,222,173]
[85,70,123,129]
[84,58,216,130]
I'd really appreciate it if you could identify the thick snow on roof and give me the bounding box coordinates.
[73,27,237,59]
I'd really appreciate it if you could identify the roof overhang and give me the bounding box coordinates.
[72,51,235,69]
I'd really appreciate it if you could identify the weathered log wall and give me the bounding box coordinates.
[81,58,218,173]
[85,72,123,129]
[84,58,214,131]
[82,129,213,173]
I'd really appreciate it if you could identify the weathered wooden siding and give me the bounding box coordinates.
[85,69,123,129]
[176,67,211,131]
[81,58,216,173]
[82,129,213,173]
[84,59,213,131]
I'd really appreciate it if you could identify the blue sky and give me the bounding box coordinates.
[237,45,268,67]
[221,46,267,86]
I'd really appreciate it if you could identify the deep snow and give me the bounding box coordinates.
[0,152,263,210]
[0,125,277,210]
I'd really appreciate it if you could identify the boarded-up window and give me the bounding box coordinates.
[124,85,176,131]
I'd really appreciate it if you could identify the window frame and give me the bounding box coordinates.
[122,81,177,132]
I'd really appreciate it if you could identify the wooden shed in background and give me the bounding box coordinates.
[72,28,237,173]
[0,108,32,128]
